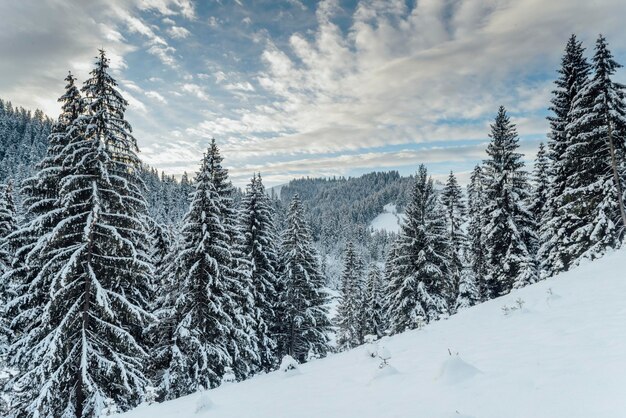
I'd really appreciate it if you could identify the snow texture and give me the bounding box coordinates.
[114,249,626,418]
[369,203,403,233]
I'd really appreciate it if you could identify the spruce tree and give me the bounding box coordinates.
[238,173,280,371]
[482,106,538,297]
[529,142,550,225]
[146,228,181,401]
[336,242,364,351]
[0,182,17,370]
[440,171,466,309]
[386,165,449,334]
[539,35,591,276]
[0,182,16,274]
[204,139,258,381]
[454,267,480,311]
[3,72,84,349]
[158,150,240,400]
[362,264,385,339]
[560,35,626,262]
[466,165,488,300]
[8,50,153,418]
[276,194,331,362]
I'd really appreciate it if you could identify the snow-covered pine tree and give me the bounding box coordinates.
[7,50,154,418]
[440,171,466,309]
[466,165,488,300]
[0,182,17,367]
[148,221,172,282]
[204,139,258,381]
[276,194,331,363]
[386,165,449,334]
[454,267,480,311]
[0,182,16,274]
[3,72,84,344]
[482,106,538,297]
[238,173,280,372]
[529,142,550,226]
[539,35,591,277]
[146,227,181,401]
[362,264,385,339]
[560,35,626,263]
[158,149,239,400]
[336,241,364,351]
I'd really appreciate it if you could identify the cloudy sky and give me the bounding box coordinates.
[1,0,625,186]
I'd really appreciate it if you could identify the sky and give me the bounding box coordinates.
[1,0,625,187]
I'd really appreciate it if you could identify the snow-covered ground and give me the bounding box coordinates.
[115,250,626,418]
[369,203,404,233]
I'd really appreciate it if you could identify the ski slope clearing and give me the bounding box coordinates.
[116,250,626,418]
[369,203,403,233]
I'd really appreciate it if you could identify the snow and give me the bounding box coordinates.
[369,203,403,233]
[279,355,300,376]
[115,249,626,418]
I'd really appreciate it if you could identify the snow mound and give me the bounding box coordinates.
[437,355,481,384]
[279,355,300,376]
[195,390,213,414]
[371,364,399,381]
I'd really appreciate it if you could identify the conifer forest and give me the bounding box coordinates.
[0,5,625,417]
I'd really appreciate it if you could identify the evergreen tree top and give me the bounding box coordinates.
[592,34,622,80]
[485,106,524,173]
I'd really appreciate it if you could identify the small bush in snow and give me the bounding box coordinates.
[378,346,391,369]
[502,298,526,316]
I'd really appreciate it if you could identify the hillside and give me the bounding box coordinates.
[115,250,626,418]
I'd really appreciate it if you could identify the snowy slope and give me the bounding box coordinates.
[369,203,404,233]
[116,250,626,418]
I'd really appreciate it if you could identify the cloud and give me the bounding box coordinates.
[167,25,191,39]
[145,90,167,104]
[183,0,626,164]
[2,0,625,185]
[224,81,255,92]
[181,83,210,101]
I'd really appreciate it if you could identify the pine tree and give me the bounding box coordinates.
[362,264,385,338]
[204,139,258,381]
[158,150,240,400]
[529,142,550,225]
[386,165,449,334]
[482,106,538,297]
[146,228,181,401]
[0,182,16,274]
[3,72,84,348]
[238,173,280,372]
[8,51,153,418]
[440,171,466,309]
[454,267,480,311]
[559,35,626,263]
[276,194,331,363]
[0,182,17,365]
[466,165,488,300]
[539,35,591,277]
[336,242,364,350]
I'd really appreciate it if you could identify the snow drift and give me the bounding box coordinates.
[115,250,626,418]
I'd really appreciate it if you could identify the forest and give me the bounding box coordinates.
[0,33,624,418]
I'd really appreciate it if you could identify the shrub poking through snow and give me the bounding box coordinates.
[378,346,391,369]
[502,298,526,316]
